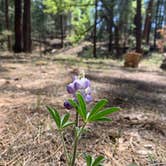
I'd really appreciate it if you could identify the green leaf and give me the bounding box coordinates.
[76,93,87,121]
[46,106,61,129]
[68,99,78,108]
[91,117,112,122]
[89,99,108,118]
[92,156,105,166]
[62,121,75,129]
[89,107,120,122]
[86,112,90,121]
[84,154,92,166]
[61,113,70,126]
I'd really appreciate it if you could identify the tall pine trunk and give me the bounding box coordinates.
[143,0,154,45]
[153,0,160,48]
[108,5,114,52]
[114,25,120,57]
[5,0,12,51]
[135,0,142,53]
[93,0,97,58]
[14,0,22,53]
[60,14,64,48]
[23,0,31,52]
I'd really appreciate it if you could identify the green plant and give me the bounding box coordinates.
[84,154,105,166]
[47,92,120,166]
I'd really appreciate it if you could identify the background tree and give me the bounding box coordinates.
[23,0,31,52]
[43,0,71,47]
[143,0,154,45]
[0,0,166,55]
[5,0,12,51]
[135,0,142,53]
[93,0,97,58]
[14,0,22,52]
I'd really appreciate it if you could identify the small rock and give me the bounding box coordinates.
[137,149,152,156]
[144,144,153,149]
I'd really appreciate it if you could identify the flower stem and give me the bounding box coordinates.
[75,111,79,127]
[70,124,86,166]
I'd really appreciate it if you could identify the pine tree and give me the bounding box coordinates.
[23,0,31,52]
[14,0,22,52]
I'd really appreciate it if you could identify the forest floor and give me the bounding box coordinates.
[0,47,166,166]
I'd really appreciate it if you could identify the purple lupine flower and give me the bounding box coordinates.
[64,74,92,109]
[64,100,72,109]
[80,77,90,89]
[66,83,75,94]
[74,79,82,90]
[74,78,90,90]
[85,94,93,103]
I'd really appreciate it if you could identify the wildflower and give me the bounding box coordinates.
[67,83,76,94]
[74,77,90,90]
[85,94,93,103]
[64,72,92,109]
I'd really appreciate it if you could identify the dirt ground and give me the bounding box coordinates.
[0,50,166,166]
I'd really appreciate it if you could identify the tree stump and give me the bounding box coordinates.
[124,51,142,68]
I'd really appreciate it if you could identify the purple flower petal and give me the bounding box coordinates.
[66,83,75,94]
[74,78,91,90]
[64,100,72,109]
[82,78,90,89]
[74,79,82,90]
[85,94,93,103]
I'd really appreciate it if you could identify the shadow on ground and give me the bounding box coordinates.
[87,73,166,113]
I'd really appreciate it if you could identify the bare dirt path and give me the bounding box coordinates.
[0,52,166,165]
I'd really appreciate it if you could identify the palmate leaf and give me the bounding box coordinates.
[76,93,87,121]
[91,117,112,122]
[89,99,108,118]
[88,107,120,122]
[46,106,61,129]
[84,154,105,166]
[92,156,105,166]
[84,154,93,166]
[69,98,85,121]
[68,99,78,108]
[68,93,87,122]
[61,113,70,126]
[62,121,75,129]
[61,113,75,128]
[47,106,74,130]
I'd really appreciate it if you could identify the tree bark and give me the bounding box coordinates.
[153,0,160,48]
[114,25,120,57]
[108,4,114,52]
[143,0,154,45]
[14,0,22,53]
[60,14,64,48]
[93,0,97,58]
[23,0,31,52]
[5,0,12,51]
[135,0,142,53]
